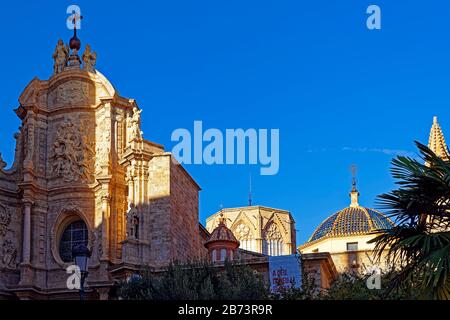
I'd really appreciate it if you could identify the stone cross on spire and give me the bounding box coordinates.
[428,116,449,161]
[69,11,83,52]
[66,11,84,69]
[71,10,83,33]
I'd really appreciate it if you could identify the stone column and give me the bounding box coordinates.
[101,194,111,260]
[255,238,264,254]
[22,201,33,264]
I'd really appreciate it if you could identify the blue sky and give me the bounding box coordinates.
[1,1,449,244]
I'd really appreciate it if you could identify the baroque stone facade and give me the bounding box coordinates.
[0,39,206,299]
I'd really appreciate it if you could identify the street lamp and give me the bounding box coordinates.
[72,244,91,300]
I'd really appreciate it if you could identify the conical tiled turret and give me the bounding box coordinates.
[428,116,449,161]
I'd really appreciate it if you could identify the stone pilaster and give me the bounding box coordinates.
[101,194,111,260]
[21,200,33,264]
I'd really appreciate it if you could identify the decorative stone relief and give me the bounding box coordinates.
[95,120,111,172]
[24,123,35,162]
[234,223,252,240]
[49,118,94,182]
[56,80,89,104]
[0,205,11,237]
[264,223,282,240]
[1,240,18,269]
[38,128,47,174]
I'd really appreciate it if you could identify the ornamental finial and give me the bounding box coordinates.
[69,10,83,51]
[350,164,359,207]
[219,212,226,225]
[66,10,83,69]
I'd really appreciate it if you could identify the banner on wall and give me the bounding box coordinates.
[268,254,302,294]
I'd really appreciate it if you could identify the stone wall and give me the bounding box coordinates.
[170,160,207,262]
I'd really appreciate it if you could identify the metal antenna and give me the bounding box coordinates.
[248,173,252,206]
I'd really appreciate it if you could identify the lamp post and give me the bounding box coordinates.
[72,244,91,300]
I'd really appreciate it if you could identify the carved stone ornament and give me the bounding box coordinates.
[56,80,89,104]
[1,240,18,269]
[128,107,143,141]
[95,121,111,171]
[125,204,139,240]
[49,118,94,182]
[52,39,69,75]
[82,44,97,72]
[0,205,11,237]
[235,223,252,241]
[265,223,282,240]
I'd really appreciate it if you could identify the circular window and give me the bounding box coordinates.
[59,220,88,263]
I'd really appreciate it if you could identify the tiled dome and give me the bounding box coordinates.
[204,218,239,248]
[308,206,394,243]
[307,181,394,244]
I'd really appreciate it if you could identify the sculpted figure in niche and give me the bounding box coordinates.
[126,204,139,240]
[82,44,97,72]
[129,107,143,141]
[52,39,69,74]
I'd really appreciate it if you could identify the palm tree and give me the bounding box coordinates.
[370,141,450,299]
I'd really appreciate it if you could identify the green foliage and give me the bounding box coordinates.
[272,270,419,300]
[320,271,419,300]
[118,260,269,300]
[371,141,450,299]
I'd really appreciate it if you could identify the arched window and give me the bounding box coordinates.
[59,220,88,262]
[220,248,227,261]
[233,223,254,252]
[263,223,284,256]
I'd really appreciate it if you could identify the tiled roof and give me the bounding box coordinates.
[204,221,239,246]
[308,206,394,243]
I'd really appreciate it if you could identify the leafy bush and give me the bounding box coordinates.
[118,260,269,300]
